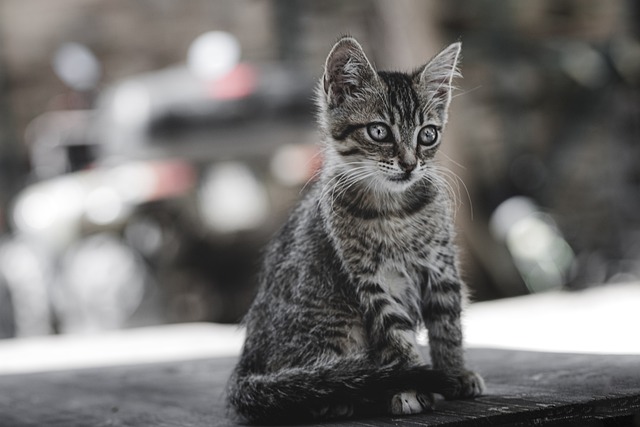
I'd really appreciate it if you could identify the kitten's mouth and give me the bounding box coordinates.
[389,171,413,183]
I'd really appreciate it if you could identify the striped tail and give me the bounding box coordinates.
[226,357,456,424]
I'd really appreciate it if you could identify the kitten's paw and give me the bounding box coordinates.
[390,390,435,415]
[444,370,486,399]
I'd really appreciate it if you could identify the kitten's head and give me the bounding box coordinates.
[317,37,461,192]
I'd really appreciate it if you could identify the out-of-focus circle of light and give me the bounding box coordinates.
[84,187,124,225]
[198,162,268,233]
[187,31,241,80]
[52,42,102,91]
[14,191,53,231]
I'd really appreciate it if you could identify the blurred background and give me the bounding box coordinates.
[0,0,638,340]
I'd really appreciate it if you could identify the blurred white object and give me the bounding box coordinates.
[198,162,269,233]
[270,144,320,187]
[11,160,195,249]
[52,42,102,91]
[13,178,85,247]
[54,234,146,333]
[490,196,575,293]
[0,238,53,336]
[111,81,151,127]
[0,323,244,375]
[465,282,640,354]
[187,31,241,80]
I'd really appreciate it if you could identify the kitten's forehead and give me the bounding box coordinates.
[377,71,423,126]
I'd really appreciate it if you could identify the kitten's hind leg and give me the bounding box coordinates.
[390,390,435,415]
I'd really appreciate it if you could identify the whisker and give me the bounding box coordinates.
[317,165,375,217]
[438,151,466,171]
[430,164,474,221]
[451,85,482,99]
[451,85,482,100]
[300,149,327,193]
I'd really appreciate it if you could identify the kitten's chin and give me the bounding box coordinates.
[379,173,419,192]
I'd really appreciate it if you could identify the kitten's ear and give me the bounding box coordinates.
[322,37,377,107]
[415,42,462,121]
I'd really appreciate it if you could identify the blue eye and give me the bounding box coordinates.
[418,125,439,147]
[366,123,392,143]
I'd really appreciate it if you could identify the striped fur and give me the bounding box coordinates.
[226,36,484,424]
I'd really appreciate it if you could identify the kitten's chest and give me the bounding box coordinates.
[351,213,439,266]
[371,216,426,248]
[377,265,421,314]
[342,264,422,354]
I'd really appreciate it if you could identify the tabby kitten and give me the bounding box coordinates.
[226,37,485,423]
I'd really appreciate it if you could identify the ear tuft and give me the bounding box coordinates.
[322,37,376,107]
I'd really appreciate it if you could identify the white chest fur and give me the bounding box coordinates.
[377,265,424,360]
[377,265,420,319]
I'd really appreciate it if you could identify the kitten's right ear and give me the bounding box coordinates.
[322,37,377,108]
[415,42,462,123]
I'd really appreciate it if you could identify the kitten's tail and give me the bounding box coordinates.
[226,357,457,424]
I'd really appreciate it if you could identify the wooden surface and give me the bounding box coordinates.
[1,348,639,427]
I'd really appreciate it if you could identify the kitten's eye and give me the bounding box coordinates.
[366,123,392,143]
[418,125,439,148]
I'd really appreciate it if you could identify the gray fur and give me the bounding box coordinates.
[226,37,484,424]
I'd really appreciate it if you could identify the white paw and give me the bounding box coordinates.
[390,390,435,415]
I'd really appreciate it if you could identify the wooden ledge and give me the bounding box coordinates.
[0,348,639,426]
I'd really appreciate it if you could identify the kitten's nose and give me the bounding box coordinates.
[398,159,417,173]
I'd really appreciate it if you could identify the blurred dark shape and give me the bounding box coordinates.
[440,0,640,299]
[0,37,24,238]
[0,273,16,338]
[25,111,96,180]
[0,236,53,336]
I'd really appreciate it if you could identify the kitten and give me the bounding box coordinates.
[226,36,485,423]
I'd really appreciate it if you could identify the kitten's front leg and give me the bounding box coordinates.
[421,269,485,399]
[355,278,436,415]
[356,279,422,367]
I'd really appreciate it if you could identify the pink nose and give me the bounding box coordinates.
[399,160,417,173]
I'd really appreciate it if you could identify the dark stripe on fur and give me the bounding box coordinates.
[369,298,390,320]
[338,147,365,157]
[381,313,414,331]
[332,124,366,141]
[359,281,385,295]
[378,72,420,125]
[336,179,436,220]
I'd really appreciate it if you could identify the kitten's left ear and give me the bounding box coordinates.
[415,42,462,121]
[322,37,377,108]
